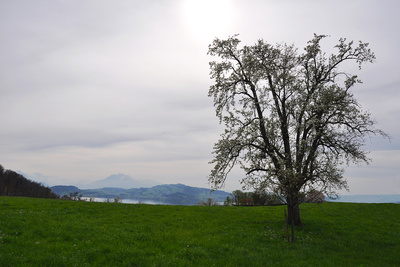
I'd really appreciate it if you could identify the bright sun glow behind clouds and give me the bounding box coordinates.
[181,0,233,42]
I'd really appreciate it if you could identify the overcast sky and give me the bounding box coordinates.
[1,0,399,194]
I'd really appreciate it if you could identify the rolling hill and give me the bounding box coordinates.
[50,183,230,205]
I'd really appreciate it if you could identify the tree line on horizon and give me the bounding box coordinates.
[224,189,325,206]
[0,164,58,199]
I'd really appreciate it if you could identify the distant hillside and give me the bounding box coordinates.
[327,194,400,203]
[51,184,230,205]
[0,165,58,199]
[50,186,81,197]
[82,174,159,189]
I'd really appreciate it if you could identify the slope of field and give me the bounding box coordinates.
[0,197,399,266]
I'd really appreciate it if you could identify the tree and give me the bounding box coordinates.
[252,190,283,206]
[230,190,254,206]
[224,195,233,206]
[305,189,326,203]
[198,198,218,206]
[207,34,387,226]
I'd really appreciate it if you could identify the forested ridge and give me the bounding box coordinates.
[0,165,58,199]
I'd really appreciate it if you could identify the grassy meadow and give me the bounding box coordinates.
[0,197,399,266]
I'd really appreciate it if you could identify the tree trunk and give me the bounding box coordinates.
[287,199,302,226]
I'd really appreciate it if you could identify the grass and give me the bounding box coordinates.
[0,197,399,266]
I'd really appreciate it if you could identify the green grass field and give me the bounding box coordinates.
[0,197,399,266]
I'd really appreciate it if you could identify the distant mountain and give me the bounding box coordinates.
[83,174,160,189]
[50,183,230,205]
[326,194,400,203]
[50,186,81,197]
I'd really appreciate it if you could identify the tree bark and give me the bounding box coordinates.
[287,200,302,226]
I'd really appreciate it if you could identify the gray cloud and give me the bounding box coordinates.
[1,0,399,193]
